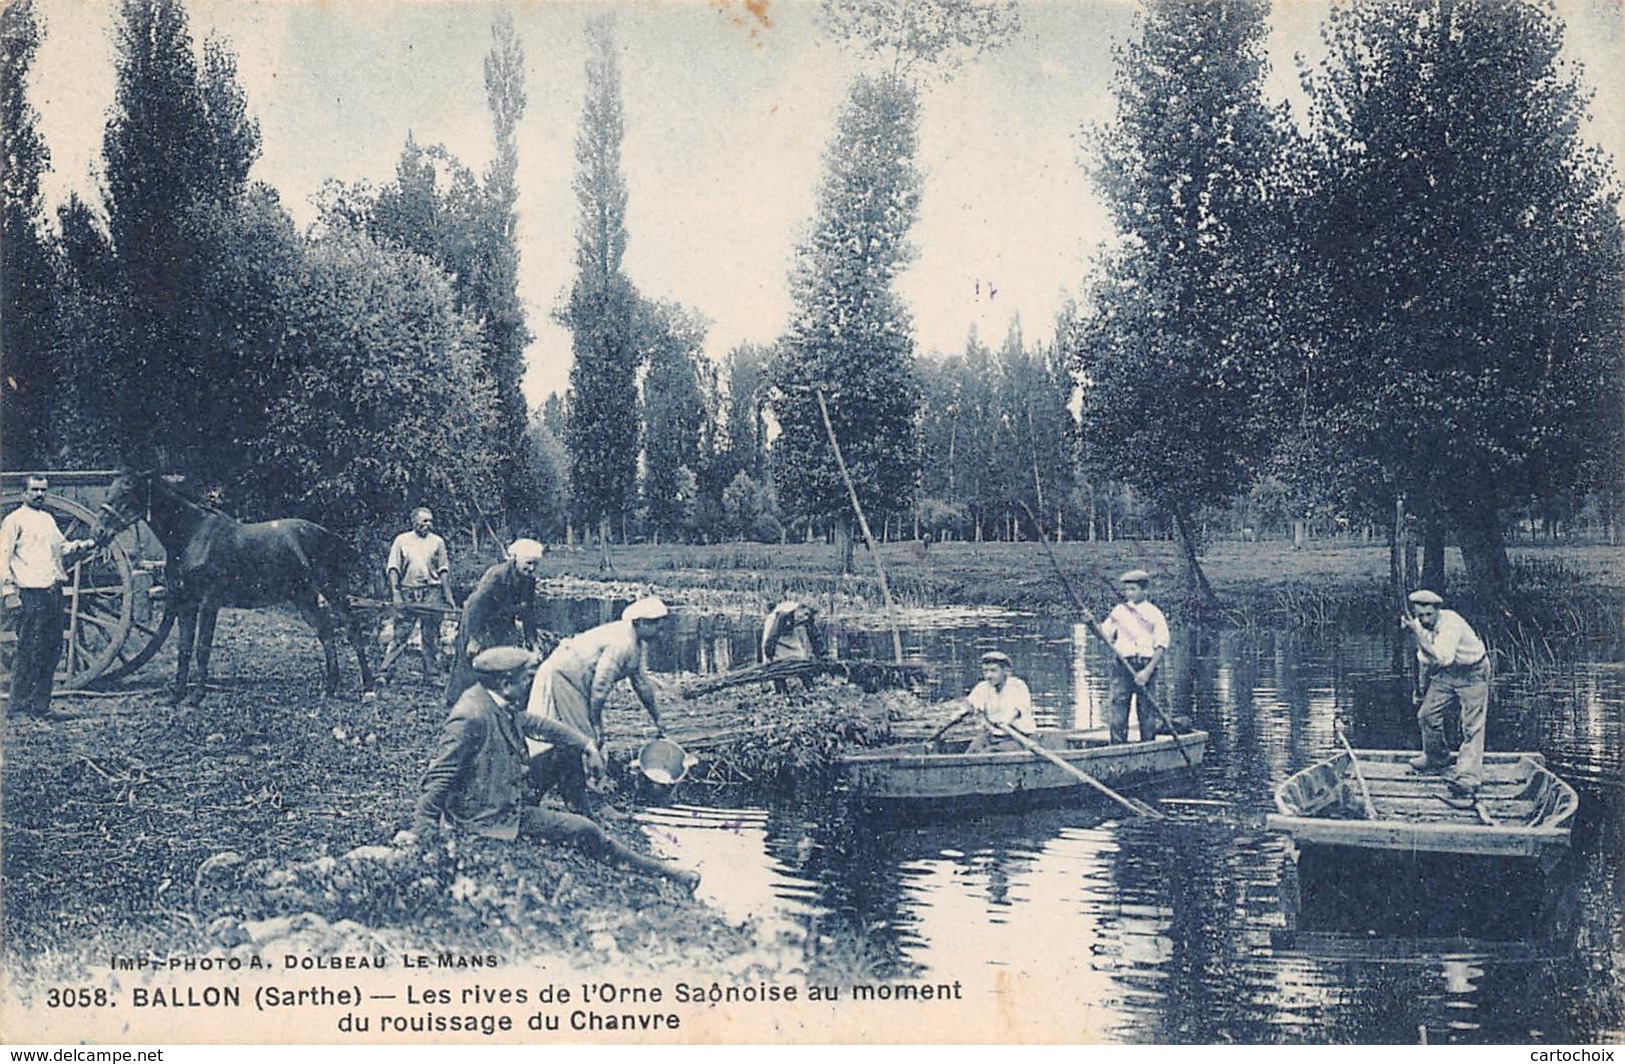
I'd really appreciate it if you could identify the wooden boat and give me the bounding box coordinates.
[836,727,1207,806]
[1266,750,1578,862]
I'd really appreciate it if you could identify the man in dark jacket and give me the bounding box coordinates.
[444,539,548,705]
[410,646,696,887]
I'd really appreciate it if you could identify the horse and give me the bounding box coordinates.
[96,471,377,704]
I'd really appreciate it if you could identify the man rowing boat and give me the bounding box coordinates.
[964,650,1037,752]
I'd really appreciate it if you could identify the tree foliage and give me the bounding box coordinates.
[769,72,924,551]
[101,0,262,472]
[639,300,714,542]
[1299,0,1623,595]
[477,11,543,529]
[917,322,1077,540]
[821,0,1020,78]
[1,0,54,467]
[561,16,641,540]
[260,231,500,531]
[1071,0,1294,599]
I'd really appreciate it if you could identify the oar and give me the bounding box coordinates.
[998,724,1166,820]
[1018,502,1193,768]
[1334,720,1380,820]
[925,703,974,747]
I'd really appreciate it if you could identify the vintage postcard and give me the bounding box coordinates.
[3,0,1622,1047]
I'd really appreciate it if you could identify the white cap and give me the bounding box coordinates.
[507,539,544,563]
[622,596,669,622]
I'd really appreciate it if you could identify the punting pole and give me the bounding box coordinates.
[1019,501,1194,769]
[814,386,904,665]
[1335,720,1380,819]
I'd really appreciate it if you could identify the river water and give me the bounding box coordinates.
[548,600,1623,1043]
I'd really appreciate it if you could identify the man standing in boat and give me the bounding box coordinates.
[1401,589,1489,797]
[964,650,1037,752]
[1099,569,1170,743]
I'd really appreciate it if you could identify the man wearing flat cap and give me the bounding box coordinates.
[445,538,547,706]
[964,650,1036,752]
[1401,589,1490,796]
[524,596,671,816]
[411,645,696,887]
[1099,569,1170,743]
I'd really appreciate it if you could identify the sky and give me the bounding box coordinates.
[24,0,1625,409]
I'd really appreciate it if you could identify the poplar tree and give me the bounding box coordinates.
[561,16,641,559]
[1072,0,1294,605]
[1,0,54,466]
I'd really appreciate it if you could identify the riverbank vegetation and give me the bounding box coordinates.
[4,0,1618,618]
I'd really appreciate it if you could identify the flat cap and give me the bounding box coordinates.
[1119,569,1152,584]
[471,645,536,678]
[622,596,669,622]
[1407,589,1444,605]
[507,538,545,563]
[980,650,1013,666]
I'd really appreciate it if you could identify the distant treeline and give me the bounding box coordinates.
[2,0,1620,601]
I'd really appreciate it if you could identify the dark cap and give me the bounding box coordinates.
[471,646,536,680]
[980,650,1013,666]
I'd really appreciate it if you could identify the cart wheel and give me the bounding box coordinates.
[1,492,135,691]
[99,600,175,682]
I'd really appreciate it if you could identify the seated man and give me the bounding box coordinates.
[409,646,696,888]
[935,650,1037,752]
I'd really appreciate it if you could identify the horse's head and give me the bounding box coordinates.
[96,470,156,540]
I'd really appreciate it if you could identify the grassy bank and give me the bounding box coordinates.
[516,538,1621,615]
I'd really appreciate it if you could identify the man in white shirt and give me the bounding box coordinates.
[1098,569,1170,743]
[385,506,456,683]
[1401,589,1490,796]
[2,476,97,720]
[964,650,1036,752]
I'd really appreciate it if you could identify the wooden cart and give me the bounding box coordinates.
[1,470,173,690]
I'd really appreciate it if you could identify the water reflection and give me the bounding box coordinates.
[617,604,1622,1042]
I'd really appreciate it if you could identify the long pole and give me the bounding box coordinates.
[815,386,904,664]
[1334,720,1379,820]
[999,724,1165,819]
[1019,501,1193,768]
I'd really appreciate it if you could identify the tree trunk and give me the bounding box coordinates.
[598,516,615,574]
[1455,501,1512,602]
[1172,505,1220,610]
[836,517,856,575]
[1421,516,1446,589]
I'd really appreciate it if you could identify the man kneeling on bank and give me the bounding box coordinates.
[407,646,698,889]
